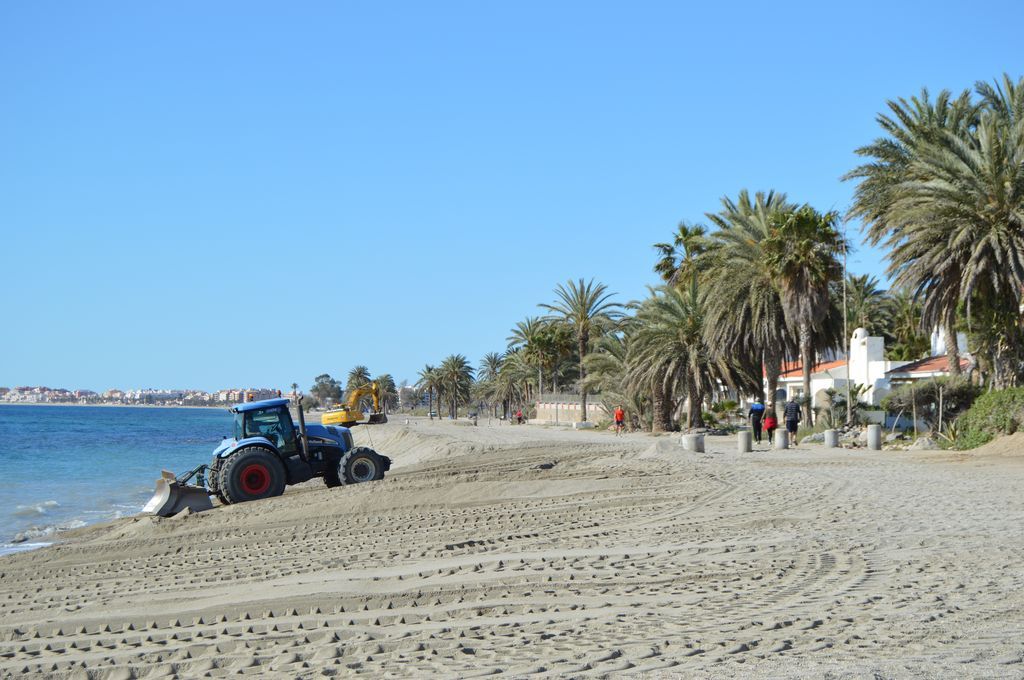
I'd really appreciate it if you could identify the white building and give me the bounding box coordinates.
[775,327,966,411]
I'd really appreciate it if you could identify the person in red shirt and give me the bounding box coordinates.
[763,406,779,445]
[516,409,523,425]
[613,405,626,436]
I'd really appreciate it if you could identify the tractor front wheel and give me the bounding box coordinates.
[219,447,287,505]
[344,447,386,485]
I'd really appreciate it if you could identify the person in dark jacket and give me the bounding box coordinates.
[783,397,802,436]
[748,398,766,443]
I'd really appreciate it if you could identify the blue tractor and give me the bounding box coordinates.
[143,398,391,516]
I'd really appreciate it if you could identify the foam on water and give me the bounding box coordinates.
[13,500,60,517]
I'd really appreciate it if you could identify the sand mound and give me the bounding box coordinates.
[967,431,1024,457]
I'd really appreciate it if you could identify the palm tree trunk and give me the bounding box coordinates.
[427,389,433,417]
[764,349,781,416]
[538,367,543,410]
[800,320,814,425]
[651,383,666,433]
[687,382,704,429]
[944,323,961,376]
[578,333,588,422]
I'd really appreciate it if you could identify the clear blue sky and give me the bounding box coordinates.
[2,1,1021,392]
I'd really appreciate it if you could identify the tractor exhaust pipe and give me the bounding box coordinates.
[296,397,310,461]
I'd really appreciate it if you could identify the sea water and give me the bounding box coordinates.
[0,404,233,555]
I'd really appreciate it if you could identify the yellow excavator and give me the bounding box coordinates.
[322,381,389,427]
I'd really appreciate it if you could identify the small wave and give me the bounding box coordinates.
[13,520,87,542]
[13,500,60,517]
[0,541,52,557]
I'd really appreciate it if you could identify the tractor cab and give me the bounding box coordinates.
[231,398,299,455]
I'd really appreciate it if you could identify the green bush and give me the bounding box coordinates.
[955,387,1024,449]
[881,377,979,430]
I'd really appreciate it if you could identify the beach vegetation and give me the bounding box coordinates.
[817,384,871,428]
[954,386,1024,449]
[881,377,979,432]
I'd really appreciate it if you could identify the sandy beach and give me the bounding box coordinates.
[1,419,1022,678]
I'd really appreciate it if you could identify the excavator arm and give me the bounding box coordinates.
[346,383,382,414]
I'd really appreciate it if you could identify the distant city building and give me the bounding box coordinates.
[1,384,282,406]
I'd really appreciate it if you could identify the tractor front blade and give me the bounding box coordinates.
[143,470,214,517]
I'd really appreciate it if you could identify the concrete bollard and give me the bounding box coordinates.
[681,434,705,453]
[824,429,839,448]
[775,430,789,449]
[867,424,882,450]
[738,430,751,453]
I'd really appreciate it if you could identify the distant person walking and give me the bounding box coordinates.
[516,409,523,425]
[748,398,766,443]
[613,405,626,436]
[783,397,802,437]
[763,408,778,444]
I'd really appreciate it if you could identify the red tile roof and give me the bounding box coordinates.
[776,359,847,379]
[885,355,970,376]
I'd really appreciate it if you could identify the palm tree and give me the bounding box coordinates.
[539,279,623,421]
[374,373,397,412]
[507,317,545,350]
[347,365,372,391]
[844,274,891,335]
[845,86,979,376]
[478,352,504,383]
[653,221,709,287]
[886,76,1024,386]
[885,287,931,360]
[507,317,546,401]
[493,359,526,419]
[763,205,846,424]
[627,284,746,430]
[477,352,505,417]
[417,364,439,416]
[703,190,796,408]
[582,329,644,425]
[438,354,474,418]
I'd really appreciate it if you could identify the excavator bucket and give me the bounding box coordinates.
[142,470,214,517]
[366,413,388,425]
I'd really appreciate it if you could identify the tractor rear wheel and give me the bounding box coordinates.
[219,447,287,505]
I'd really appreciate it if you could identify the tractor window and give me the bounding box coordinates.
[241,407,296,453]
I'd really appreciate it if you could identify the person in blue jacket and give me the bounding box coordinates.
[748,397,766,443]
